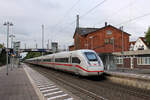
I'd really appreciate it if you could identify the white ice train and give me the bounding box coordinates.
[26,49,104,76]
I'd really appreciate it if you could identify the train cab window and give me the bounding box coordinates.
[72,57,81,64]
[84,52,98,61]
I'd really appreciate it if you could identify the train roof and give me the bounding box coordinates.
[26,49,95,60]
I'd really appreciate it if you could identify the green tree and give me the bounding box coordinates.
[0,49,6,66]
[145,27,150,47]
[0,44,3,48]
[24,52,42,60]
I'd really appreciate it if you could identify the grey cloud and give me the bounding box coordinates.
[0,0,150,49]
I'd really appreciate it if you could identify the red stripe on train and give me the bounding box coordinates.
[39,62,104,73]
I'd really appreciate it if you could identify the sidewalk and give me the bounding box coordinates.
[0,65,39,100]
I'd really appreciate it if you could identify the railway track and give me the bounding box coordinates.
[29,65,150,100]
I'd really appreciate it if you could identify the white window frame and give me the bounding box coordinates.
[137,57,150,65]
[106,30,112,35]
[116,57,123,64]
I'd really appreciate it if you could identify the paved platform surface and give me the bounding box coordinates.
[0,65,39,100]
[105,68,150,80]
[107,68,150,75]
[24,64,78,100]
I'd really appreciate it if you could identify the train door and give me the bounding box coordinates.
[73,58,81,75]
[52,55,56,69]
[69,54,73,72]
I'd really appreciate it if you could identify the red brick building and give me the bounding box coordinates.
[70,24,131,53]
[68,45,75,51]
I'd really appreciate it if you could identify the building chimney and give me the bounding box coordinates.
[76,15,79,28]
[105,22,107,27]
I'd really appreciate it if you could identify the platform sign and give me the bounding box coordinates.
[51,42,58,52]
[14,41,20,51]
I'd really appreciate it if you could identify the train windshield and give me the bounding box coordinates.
[84,52,98,61]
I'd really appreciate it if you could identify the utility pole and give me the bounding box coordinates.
[24,43,26,49]
[9,34,15,71]
[76,15,79,49]
[121,26,124,71]
[42,24,44,58]
[121,26,124,53]
[47,39,49,50]
[36,43,38,49]
[34,40,37,49]
[3,21,13,75]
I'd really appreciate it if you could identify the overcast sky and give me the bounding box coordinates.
[0,0,150,49]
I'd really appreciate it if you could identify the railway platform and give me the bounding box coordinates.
[105,68,150,80]
[0,64,78,100]
[105,68,150,91]
[0,65,39,100]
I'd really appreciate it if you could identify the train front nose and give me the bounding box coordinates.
[87,66,104,76]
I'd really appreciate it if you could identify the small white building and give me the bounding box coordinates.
[133,37,149,51]
[129,41,135,51]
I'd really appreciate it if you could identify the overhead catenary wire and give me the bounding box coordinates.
[80,0,107,19]
[93,0,137,26]
[57,0,108,33]
[116,12,150,26]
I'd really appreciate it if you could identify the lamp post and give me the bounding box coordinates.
[9,34,15,48]
[24,43,26,49]
[3,21,13,75]
[41,24,44,61]
[9,34,15,71]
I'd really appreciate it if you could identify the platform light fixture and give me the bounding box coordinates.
[3,21,13,75]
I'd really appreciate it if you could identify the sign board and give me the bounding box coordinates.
[14,41,20,51]
[51,42,58,52]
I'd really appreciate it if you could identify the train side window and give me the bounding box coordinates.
[47,59,51,62]
[72,57,81,64]
[43,59,51,62]
[55,58,59,62]
[55,58,69,63]
[63,58,69,63]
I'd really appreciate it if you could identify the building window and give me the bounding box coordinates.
[104,39,109,44]
[115,57,123,64]
[137,57,150,65]
[110,38,114,44]
[106,30,112,35]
